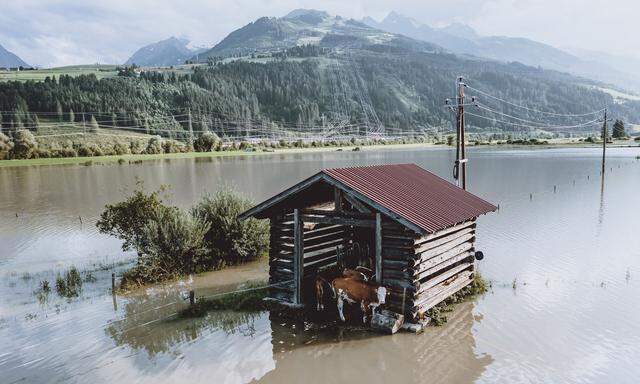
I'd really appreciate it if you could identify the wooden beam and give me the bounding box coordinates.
[334,188,342,212]
[415,221,475,245]
[375,212,382,283]
[414,227,475,254]
[293,209,303,305]
[300,214,375,228]
[342,192,372,213]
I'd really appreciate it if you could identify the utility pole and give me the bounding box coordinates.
[601,107,608,175]
[188,108,194,150]
[455,76,467,190]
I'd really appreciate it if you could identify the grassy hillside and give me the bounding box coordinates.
[0,65,118,82]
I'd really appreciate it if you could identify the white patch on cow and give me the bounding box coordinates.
[377,286,387,304]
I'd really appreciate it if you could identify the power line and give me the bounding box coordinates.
[465,84,606,117]
[466,111,602,130]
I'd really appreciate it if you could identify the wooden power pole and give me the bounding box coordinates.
[601,108,608,175]
[456,76,467,190]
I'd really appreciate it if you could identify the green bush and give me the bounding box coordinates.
[11,130,38,159]
[96,184,171,252]
[130,140,145,154]
[162,139,186,153]
[146,136,163,154]
[192,189,269,268]
[194,132,220,152]
[0,132,13,159]
[113,143,131,155]
[122,207,210,286]
[76,143,103,157]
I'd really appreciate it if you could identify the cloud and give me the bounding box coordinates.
[0,0,636,67]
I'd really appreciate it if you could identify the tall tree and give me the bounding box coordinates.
[612,119,626,138]
[89,115,99,133]
[56,100,63,122]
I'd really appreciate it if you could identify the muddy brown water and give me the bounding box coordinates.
[1,146,640,383]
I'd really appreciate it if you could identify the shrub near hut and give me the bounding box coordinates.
[97,184,269,287]
[192,189,269,268]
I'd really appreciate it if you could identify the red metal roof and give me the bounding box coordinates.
[323,163,497,233]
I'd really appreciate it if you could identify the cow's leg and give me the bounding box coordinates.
[315,280,324,311]
[337,292,346,322]
[361,301,370,324]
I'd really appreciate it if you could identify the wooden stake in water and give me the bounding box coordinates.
[111,272,115,291]
[602,108,608,175]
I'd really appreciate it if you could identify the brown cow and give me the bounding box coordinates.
[331,277,388,323]
[315,267,372,311]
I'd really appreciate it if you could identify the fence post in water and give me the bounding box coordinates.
[554,185,557,193]
[375,213,382,283]
[401,287,407,316]
[189,290,195,306]
[111,272,115,292]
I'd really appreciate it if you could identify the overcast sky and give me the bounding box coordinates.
[0,0,634,67]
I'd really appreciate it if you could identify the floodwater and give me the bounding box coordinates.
[1,146,639,383]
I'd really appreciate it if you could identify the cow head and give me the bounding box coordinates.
[376,286,387,304]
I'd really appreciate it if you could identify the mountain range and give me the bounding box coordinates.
[362,12,640,92]
[123,10,640,95]
[124,37,206,67]
[0,43,29,68]
[195,9,440,59]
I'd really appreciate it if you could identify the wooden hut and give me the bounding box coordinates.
[239,163,497,323]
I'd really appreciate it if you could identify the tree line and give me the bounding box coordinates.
[1,48,639,142]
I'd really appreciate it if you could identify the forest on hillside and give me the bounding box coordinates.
[0,49,638,141]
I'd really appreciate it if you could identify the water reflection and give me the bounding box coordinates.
[259,301,491,384]
[106,288,262,358]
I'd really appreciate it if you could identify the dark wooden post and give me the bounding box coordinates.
[293,208,303,305]
[375,212,382,283]
[111,272,115,291]
[334,188,342,212]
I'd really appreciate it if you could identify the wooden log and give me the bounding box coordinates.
[413,251,473,282]
[280,237,346,254]
[302,209,375,219]
[382,259,410,270]
[414,240,474,270]
[293,209,303,305]
[414,227,475,255]
[414,221,475,245]
[303,248,338,264]
[415,262,473,296]
[300,214,375,228]
[382,278,418,291]
[414,270,473,309]
[303,226,344,240]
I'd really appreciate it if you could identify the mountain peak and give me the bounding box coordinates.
[383,11,422,28]
[439,23,478,40]
[125,37,201,66]
[284,9,330,21]
[0,43,29,68]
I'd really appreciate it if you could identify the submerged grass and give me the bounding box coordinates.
[178,281,269,318]
[427,272,488,326]
[55,266,83,298]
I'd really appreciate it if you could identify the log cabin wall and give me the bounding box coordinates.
[381,219,477,321]
[267,210,352,305]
